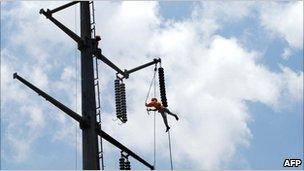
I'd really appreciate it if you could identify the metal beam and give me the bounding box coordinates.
[49,1,80,14]
[39,9,83,44]
[13,72,154,170]
[125,58,161,77]
[13,73,84,124]
[96,128,154,170]
[93,51,126,77]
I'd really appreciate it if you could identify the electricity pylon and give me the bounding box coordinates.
[14,1,162,170]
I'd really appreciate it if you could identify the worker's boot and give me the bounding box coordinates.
[166,126,170,132]
[174,114,179,121]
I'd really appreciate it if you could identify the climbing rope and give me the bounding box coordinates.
[145,61,173,170]
[168,130,173,170]
[144,65,158,167]
[145,67,156,116]
[144,68,157,104]
[145,63,175,170]
[153,65,157,168]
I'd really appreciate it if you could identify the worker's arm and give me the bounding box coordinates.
[145,102,154,107]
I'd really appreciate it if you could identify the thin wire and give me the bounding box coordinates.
[145,71,156,104]
[74,4,78,170]
[145,66,158,168]
[168,130,173,170]
[153,65,157,168]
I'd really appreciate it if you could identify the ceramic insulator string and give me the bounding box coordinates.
[119,157,125,170]
[119,152,131,170]
[124,160,131,170]
[114,79,122,118]
[158,67,168,107]
[120,82,127,123]
[114,79,127,123]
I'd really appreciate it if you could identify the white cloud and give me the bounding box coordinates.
[1,1,81,164]
[92,1,303,169]
[282,47,292,60]
[4,103,45,162]
[1,1,303,169]
[198,1,254,23]
[22,105,45,128]
[61,66,76,81]
[94,1,161,62]
[260,1,303,49]
[280,66,303,101]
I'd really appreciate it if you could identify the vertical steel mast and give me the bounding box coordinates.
[80,2,100,169]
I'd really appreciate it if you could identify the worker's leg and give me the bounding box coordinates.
[164,108,179,120]
[160,111,170,132]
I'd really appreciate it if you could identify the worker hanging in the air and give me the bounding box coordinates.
[145,97,179,132]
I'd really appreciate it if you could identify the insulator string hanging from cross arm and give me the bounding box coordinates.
[119,156,125,170]
[119,151,131,170]
[158,67,168,107]
[120,82,127,123]
[114,79,122,119]
[114,78,128,123]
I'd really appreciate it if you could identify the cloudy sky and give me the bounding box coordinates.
[1,1,303,170]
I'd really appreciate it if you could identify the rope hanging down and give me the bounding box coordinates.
[144,65,158,167]
[168,130,173,170]
[145,64,174,170]
[153,65,157,168]
[144,66,157,104]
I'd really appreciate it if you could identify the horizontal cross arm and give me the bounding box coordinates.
[13,73,84,124]
[49,1,80,14]
[93,50,126,77]
[39,9,83,45]
[97,128,154,170]
[124,58,161,77]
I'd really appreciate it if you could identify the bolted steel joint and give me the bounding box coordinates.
[13,72,18,79]
[39,9,52,18]
[79,117,90,130]
[91,38,101,54]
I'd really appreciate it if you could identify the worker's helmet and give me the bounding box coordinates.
[151,97,158,102]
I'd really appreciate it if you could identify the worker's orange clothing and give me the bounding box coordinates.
[146,98,179,132]
[146,101,164,112]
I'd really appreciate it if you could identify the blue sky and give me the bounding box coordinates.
[1,1,303,170]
